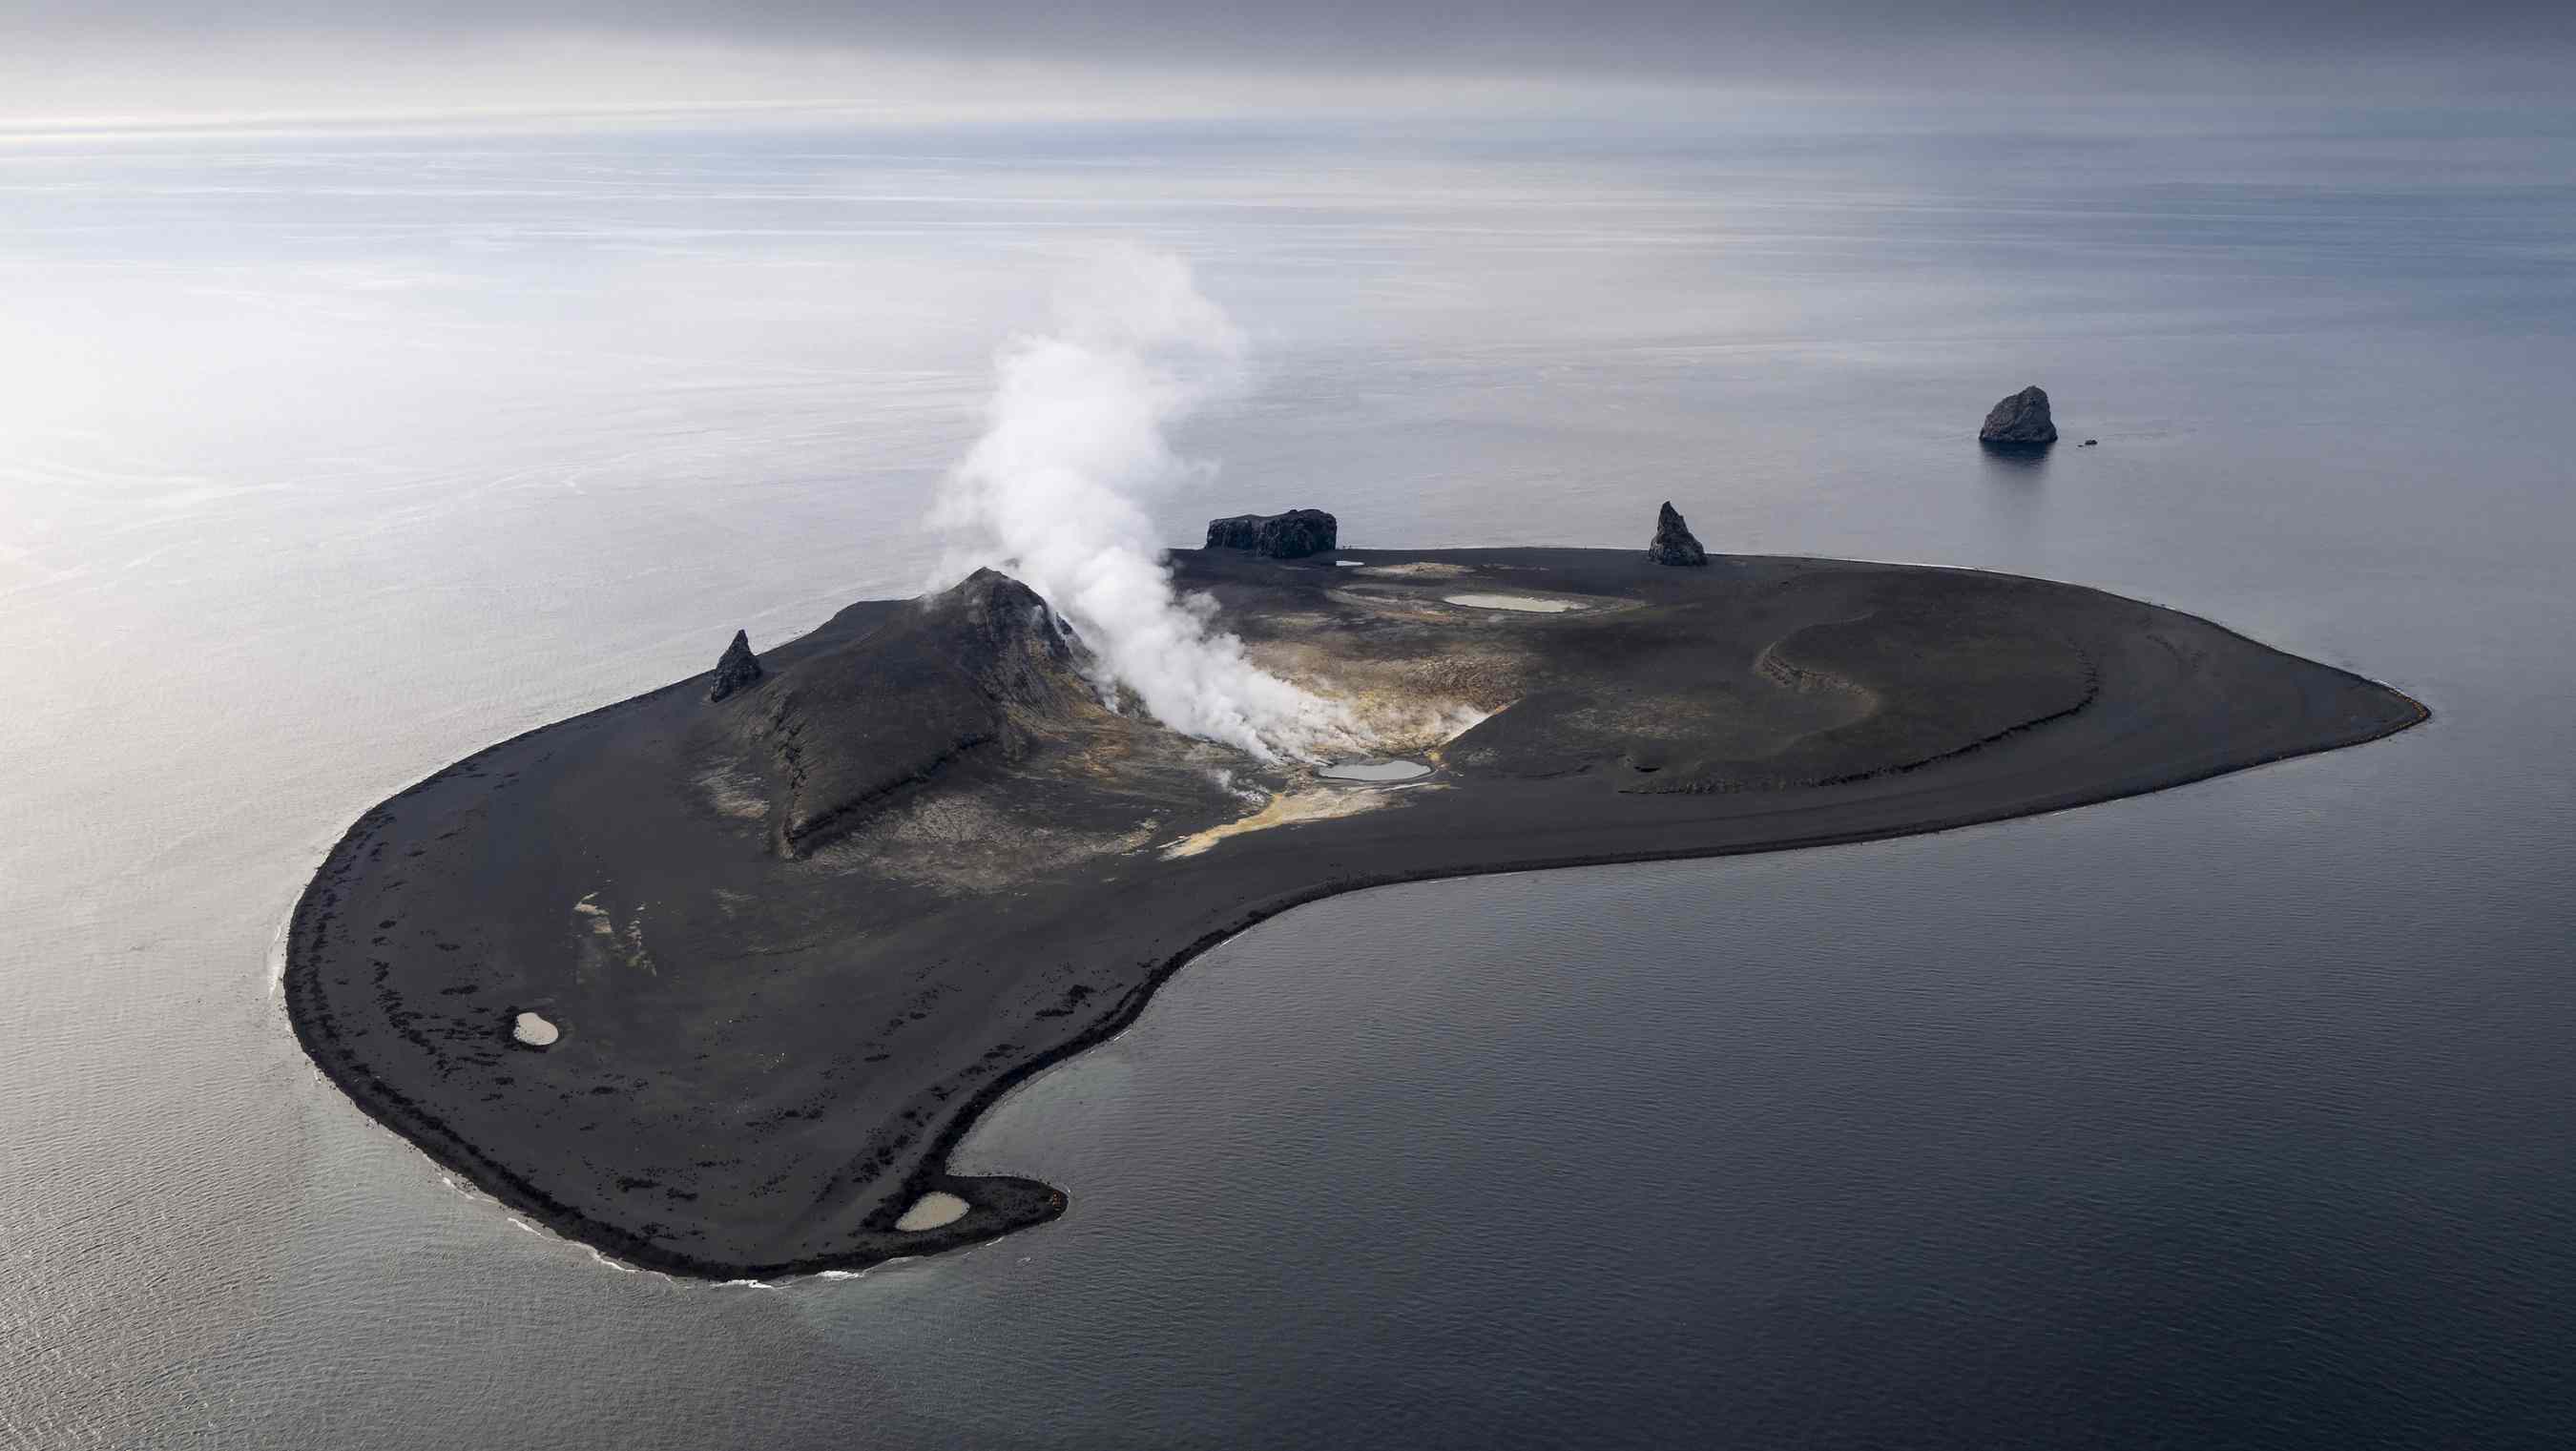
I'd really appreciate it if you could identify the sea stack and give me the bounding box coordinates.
[1646,501,1709,566]
[1979,385,2059,447]
[1205,508,1338,559]
[708,629,763,702]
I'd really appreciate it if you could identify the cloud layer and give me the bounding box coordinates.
[3,0,2567,129]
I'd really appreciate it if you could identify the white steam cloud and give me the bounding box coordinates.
[934,247,1365,763]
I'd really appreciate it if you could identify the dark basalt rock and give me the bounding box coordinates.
[1645,501,1709,567]
[707,630,764,702]
[1980,385,2059,447]
[1206,508,1338,559]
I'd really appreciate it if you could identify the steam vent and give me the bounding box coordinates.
[1979,385,2059,447]
[1206,508,1338,559]
[1646,502,1708,566]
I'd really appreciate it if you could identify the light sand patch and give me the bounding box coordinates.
[1445,593,1583,613]
[1242,631,1520,741]
[696,763,771,822]
[806,790,1163,891]
[572,892,654,977]
[1162,786,1412,859]
[512,1011,559,1047]
[1361,561,1474,578]
[895,1192,969,1232]
[1251,611,1338,633]
[1322,588,1458,625]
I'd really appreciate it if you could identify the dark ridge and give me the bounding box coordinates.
[746,567,1096,854]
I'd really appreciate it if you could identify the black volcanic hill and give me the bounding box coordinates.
[734,568,1102,854]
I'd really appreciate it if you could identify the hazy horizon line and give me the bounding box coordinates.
[3,21,2572,139]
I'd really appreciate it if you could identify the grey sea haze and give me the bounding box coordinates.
[4,106,2574,1446]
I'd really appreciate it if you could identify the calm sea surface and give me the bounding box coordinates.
[4,109,2573,1447]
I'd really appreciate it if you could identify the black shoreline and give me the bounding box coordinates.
[282,549,2428,1279]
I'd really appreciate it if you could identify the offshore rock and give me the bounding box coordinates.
[1645,501,1709,567]
[1206,508,1339,559]
[1980,385,2059,447]
[708,630,763,702]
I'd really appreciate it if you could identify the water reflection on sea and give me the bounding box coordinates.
[4,111,2574,1447]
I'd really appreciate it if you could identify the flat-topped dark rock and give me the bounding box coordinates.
[285,547,2423,1278]
[1206,508,1337,558]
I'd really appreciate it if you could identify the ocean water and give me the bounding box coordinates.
[4,108,2574,1447]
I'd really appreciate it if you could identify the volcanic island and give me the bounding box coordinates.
[284,505,2426,1278]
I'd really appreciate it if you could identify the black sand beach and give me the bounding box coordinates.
[282,548,2425,1277]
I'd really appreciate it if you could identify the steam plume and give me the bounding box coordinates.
[934,247,1363,762]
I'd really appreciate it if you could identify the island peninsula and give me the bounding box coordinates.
[284,522,2425,1278]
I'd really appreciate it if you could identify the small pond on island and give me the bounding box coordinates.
[1317,759,1434,782]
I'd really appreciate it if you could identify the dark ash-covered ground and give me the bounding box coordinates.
[283,548,2425,1277]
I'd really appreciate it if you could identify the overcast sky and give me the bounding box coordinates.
[5,0,2570,129]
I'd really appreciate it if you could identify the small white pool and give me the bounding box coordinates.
[1319,758,1433,782]
[512,1011,560,1047]
[1444,593,1582,613]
